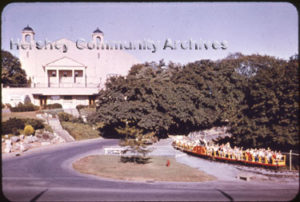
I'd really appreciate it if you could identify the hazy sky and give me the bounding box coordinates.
[1,2,298,64]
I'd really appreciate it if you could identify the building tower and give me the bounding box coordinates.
[20,25,35,86]
[92,27,104,50]
[22,25,35,43]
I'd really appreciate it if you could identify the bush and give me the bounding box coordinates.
[1,118,44,135]
[44,103,62,109]
[24,95,32,104]
[76,104,88,111]
[71,117,84,123]
[24,118,44,130]
[11,102,39,112]
[2,118,25,135]
[81,108,97,120]
[12,128,20,136]
[58,112,74,122]
[57,112,83,123]
[24,125,35,135]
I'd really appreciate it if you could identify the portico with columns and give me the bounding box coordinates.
[43,57,87,88]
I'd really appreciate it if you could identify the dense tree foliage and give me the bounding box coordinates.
[89,59,242,138]
[1,50,28,87]
[89,53,299,151]
[226,55,299,151]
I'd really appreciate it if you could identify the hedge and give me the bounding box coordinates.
[2,118,44,135]
[44,103,62,109]
[58,112,83,123]
[11,102,39,112]
[76,104,88,111]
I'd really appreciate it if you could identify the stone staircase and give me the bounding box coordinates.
[37,113,75,142]
[47,118,75,142]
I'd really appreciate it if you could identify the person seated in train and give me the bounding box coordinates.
[245,149,251,160]
[255,153,259,162]
[233,146,240,160]
[225,142,231,150]
[266,152,272,163]
[203,139,208,147]
[276,152,283,160]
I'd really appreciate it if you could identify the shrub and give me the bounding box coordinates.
[12,128,20,136]
[57,112,84,123]
[11,102,39,112]
[44,103,62,109]
[24,125,35,136]
[58,112,74,122]
[76,104,88,111]
[2,118,25,135]
[81,107,96,118]
[24,118,44,130]
[71,117,84,123]
[24,95,32,104]
[1,118,44,135]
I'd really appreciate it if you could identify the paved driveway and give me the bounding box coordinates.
[2,138,299,201]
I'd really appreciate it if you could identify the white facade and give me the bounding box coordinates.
[2,26,138,108]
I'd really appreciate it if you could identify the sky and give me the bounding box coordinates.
[1,2,298,65]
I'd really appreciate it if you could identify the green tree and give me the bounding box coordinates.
[90,59,243,137]
[1,50,28,87]
[117,121,153,164]
[227,55,299,151]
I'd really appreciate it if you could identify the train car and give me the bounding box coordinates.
[173,141,286,168]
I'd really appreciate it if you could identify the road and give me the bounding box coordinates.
[2,138,299,201]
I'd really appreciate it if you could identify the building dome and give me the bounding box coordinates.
[93,27,103,34]
[23,25,34,32]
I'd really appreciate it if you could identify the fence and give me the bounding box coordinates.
[282,150,299,171]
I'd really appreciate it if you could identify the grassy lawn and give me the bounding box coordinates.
[73,155,216,182]
[2,111,39,122]
[61,121,101,140]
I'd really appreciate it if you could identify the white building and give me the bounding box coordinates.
[2,26,138,108]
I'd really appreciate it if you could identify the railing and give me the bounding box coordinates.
[1,83,101,88]
[282,150,299,171]
[34,82,100,88]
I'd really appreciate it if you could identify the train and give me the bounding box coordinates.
[172,139,286,168]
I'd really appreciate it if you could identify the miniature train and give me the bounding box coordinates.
[172,138,286,168]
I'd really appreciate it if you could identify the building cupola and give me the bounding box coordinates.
[92,27,104,46]
[93,27,103,34]
[22,25,35,43]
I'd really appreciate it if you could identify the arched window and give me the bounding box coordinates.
[25,34,31,43]
[96,36,101,43]
[96,36,101,49]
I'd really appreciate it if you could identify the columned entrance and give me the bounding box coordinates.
[39,96,47,107]
[89,96,96,106]
[44,57,87,88]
